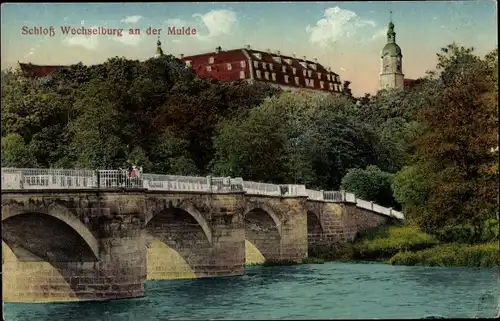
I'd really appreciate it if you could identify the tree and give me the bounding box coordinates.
[1,133,36,167]
[412,44,498,232]
[341,165,396,208]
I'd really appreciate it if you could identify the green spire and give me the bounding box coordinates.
[155,36,164,57]
[387,11,396,43]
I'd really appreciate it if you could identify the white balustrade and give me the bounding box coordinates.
[243,181,281,196]
[1,167,405,220]
[306,189,323,201]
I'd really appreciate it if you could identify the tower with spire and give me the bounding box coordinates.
[155,36,165,58]
[379,12,404,90]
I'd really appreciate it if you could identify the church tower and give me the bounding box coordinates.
[379,13,404,90]
[154,36,165,58]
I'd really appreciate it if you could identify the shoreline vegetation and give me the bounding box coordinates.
[248,223,499,268]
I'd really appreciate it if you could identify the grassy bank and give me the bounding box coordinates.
[309,225,499,268]
[388,242,500,268]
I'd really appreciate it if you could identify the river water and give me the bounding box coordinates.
[4,262,499,320]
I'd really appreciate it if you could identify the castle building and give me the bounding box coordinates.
[179,45,344,95]
[379,16,404,90]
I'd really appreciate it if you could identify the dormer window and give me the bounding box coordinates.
[227,63,232,71]
[207,66,212,72]
[253,53,262,60]
[271,73,276,81]
[209,57,215,64]
[282,66,287,73]
[292,68,297,75]
[317,72,321,79]
[284,58,292,65]
[240,61,246,68]
[253,61,259,68]
[273,56,281,63]
[309,64,317,70]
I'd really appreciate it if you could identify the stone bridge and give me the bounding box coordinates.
[1,168,404,303]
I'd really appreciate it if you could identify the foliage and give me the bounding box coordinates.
[387,242,500,268]
[212,92,382,188]
[434,218,499,244]
[340,165,397,208]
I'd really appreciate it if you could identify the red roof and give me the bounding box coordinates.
[181,47,344,94]
[18,63,64,78]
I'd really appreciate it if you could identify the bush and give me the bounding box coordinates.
[341,165,396,208]
[434,219,499,244]
[388,242,500,268]
[351,226,439,260]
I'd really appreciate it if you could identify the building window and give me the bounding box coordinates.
[206,66,212,72]
[240,61,246,68]
[253,53,262,60]
[336,76,340,83]
[240,71,245,79]
[269,63,273,71]
[264,71,269,80]
[294,76,299,85]
[309,79,314,87]
[308,70,312,77]
[292,68,296,75]
[185,60,192,68]
[329,83,334,91]
[282,66,287,73]
[284,58,292,65]
[320,81,324,89]
[334,84,338,91]
[302,70,307,76]
[262,62,267,70]
[317,72,321,79]
[209,57,214,64]
[305,79,309,86]
[271,73,276,81]
[256,70,261,78]
[284,75,289,83]
[327,74,331,81]
[253,61,259,68]
[227,63,232,71]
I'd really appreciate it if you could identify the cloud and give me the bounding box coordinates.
[121,15,142,24]
[306,7,377,48]
[192,9,237,38]
[165,18,187,26]
[369,28,387,42]
[62,25,100,51]
[111,32,143,46]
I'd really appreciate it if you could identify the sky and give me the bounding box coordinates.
[1,1,497,96]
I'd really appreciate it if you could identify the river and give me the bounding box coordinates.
[4,262,499,320]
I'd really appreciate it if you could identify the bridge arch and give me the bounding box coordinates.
[1,202,99,261]
[145,199,213,280]
[244,202,284,262]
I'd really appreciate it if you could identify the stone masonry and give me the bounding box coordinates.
[2,189,396,302]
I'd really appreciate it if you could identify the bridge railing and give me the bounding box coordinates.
[1,168,98,189]
[1,167,405,220]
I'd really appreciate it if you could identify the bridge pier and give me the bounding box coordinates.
[1,192,147,302]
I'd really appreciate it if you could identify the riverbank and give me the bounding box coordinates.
[308,225,499,268]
